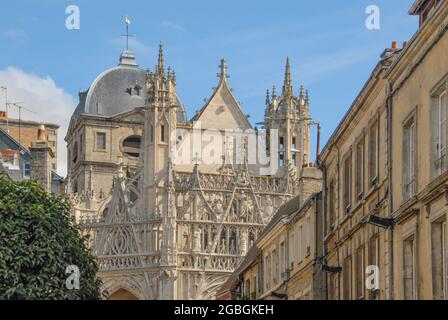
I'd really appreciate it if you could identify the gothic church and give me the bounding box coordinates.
[66,44,318,300]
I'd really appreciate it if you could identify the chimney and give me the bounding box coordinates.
[37,124,46,141]
[391,41,399,50]
[30,124,54,193]
[0,111,6,118]
[297,166,323,206]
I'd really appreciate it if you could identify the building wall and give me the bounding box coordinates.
[388,1,448,300]
[0,117,58,170]
[321,59,390,300]
[287,195,323,300]
[320,0,448,300]
[233,192,324,301]
[66,111,143,199]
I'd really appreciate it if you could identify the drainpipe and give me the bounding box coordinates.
[320,163,328,300]
[386,81,394,300]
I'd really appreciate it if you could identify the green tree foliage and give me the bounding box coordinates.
[0,174,103,300]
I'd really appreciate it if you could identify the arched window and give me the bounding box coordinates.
[72,142,78,163]
[122,135,142,158]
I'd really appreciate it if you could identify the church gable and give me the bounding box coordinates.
[110,108,145,123]
[194,59,252,131]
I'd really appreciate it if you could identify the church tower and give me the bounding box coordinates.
[264,58,312,177]
[141,42,180,299]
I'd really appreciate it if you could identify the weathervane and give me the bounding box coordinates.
[121,16,133,51]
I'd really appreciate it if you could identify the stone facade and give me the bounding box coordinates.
[320,0,448,300]
[217,181,324,300]
[221,0,448,301]
[67,45,317,300]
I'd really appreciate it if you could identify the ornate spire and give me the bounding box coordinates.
[218,59,229,82]
[299,85,305,98]
[282,57,293,95]
[272,85,277,100]
[305,89,310,105]
[265,89,271,105]
[299,85,305,104]
[157,41,165,76]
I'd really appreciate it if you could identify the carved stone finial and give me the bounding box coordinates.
[157,41,165,76]
[282,57,293,95]
[265,89,270,105]
[272,85,277,99]
[218,59,229,81]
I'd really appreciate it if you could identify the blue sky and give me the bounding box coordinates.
[0,0,418,174]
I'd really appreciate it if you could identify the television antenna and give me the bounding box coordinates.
[0,86,9,132]
[7,102,38,145]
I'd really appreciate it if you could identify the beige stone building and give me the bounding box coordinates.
[216,168,323,300]
[320,0,448,300]
[0,112,59,172]
[67,42,318,299]
[219,0,448,301]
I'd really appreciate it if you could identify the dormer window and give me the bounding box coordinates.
[126,85,142,96]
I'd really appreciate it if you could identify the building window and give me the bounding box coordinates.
[306,216,311,256]
[72,142,79,163]
[328,181,335,231]
[355,246,365,299]
[96,132,106,150]
[289,233,294,269]
[435,89,447,176]
[272,249,278,285]
[343,255,352,300]
[343,153,352,212]
[72,179,78,194]
[431,219,447,300]
[279,137,285,167]
[122,135,142,158]
[245,279,251,299]
[161,125,166,143]
[298,225,303,263]
[403,236,416,300]
[24,162,31,177]
[280,241,286,280]
[252,275,257,300]
[355,139,364,199]
[292,137,297,166]
[79,133,83,152]
[369,120,379,186]
[328,273,336,300]
[265,254,271,290]
[403,117,416,200]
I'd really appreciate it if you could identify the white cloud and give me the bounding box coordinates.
[161,20,186,32]
[0,67,75,177]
